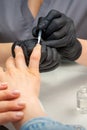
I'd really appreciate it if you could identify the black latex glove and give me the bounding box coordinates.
[12,39,61,72]
[32,10,82,61]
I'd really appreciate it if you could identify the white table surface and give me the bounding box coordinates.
[6,62,87,129]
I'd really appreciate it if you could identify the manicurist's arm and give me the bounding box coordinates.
[75,39,87,66]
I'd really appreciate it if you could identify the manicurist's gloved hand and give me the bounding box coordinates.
[32,9,82,61]
[12,39,61,72]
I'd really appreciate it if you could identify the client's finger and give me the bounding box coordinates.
[0,111,24,124]
[0,83,8,90]
[0,90,20,101]
[0,100,25,112]
[5,56,15,71]
[29,44,41,73]
[14,46,27,69]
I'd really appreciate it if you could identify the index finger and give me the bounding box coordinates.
[15,46,27,70]
[29,44,41,73]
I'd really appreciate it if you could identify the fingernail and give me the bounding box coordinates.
[12,90,20,95]
[1,82,8,85]
[0,82,8,89]
[18,101,25,106]
[15,45,21,50]
[16,112,24,118]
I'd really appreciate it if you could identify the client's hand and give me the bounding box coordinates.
[0,44,46,129]
[1,44,41,98]
[0,83,25,124]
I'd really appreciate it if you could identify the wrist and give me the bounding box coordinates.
[76,39,87,66]
[58,39,82,61]
[13,97,46,130]
[68,39,82,61]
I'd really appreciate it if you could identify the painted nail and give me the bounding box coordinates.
[15,45,21,50]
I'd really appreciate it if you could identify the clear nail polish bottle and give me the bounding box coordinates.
[77,86,87,114]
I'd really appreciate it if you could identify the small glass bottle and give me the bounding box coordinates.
[77,86,87,114]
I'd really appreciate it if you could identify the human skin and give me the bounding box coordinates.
[0,83,25,124]
[0,44,46,130]
[75,39,87,66]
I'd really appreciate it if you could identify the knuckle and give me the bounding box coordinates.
[16,52,24,60]
[0,112,17,124]
[3,91,9,98]
[7,112,16,122]
[31,54,39,61]
[0,67,3,72]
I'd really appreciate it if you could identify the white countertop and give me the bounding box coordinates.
[6,62,87,129]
